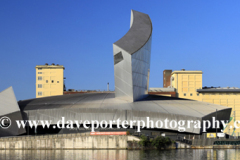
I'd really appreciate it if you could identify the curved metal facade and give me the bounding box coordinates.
[18,93,231,134]
[0,10,232,137]
[0,87,25,136]
[113,10,152,102]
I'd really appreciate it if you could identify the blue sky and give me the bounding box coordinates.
[1,0,240,100]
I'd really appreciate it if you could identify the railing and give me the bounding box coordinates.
[176,137,192,145]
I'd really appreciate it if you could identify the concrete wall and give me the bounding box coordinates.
[0,133,128,150]
[2,134,237,150]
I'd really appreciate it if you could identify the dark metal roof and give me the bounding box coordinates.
[197,89,240,93]
[113,10,152,55]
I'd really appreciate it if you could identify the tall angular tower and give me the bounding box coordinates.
[113,10,152,102]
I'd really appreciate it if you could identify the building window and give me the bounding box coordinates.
[52,80,54,83]
[38,92,42,96]
[38,68,42,70]
[184,93,186,96]
[114,52,123,65]
[46,80,48,83]
[190,93,192,96]
[57,81,59,83]
[197,93,199,96]
[38,76,42,80]
[38,72,42,74]
[38,84,42,88]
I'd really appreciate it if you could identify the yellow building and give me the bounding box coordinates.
[168,69,240,135]
[171,69,202,100]
[35,63,65,98]
[197,87,240,135]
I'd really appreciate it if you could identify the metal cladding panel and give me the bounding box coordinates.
[126,110,201,134]
[114,10,152,55]
[113,45,133,101]
[202,108,232,132]
[0,111,26,137]
[0,87,26,136]
[113,10,152,102]
[131,35,152,101]
[0,87,20,116]
[19,93,232,134]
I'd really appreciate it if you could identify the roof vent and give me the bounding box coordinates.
[181,69,185,71]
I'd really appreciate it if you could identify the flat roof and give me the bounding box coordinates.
[35,65,65,69]
[171,71,202,75]
[149,88,176,92]
[197,89,240,93]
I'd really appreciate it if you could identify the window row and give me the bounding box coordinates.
[183,93,200,96]
[37,77,59,83]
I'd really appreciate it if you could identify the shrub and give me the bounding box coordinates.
[138,135,173,149]
[151,136,172,149]
[139,135,149,147]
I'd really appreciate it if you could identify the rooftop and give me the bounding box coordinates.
[149,88,175,92]
[113,10,152,55]
[18,92,231,134]
[197,87,240,93]
[35,63,65,69]
[171,70,202,75]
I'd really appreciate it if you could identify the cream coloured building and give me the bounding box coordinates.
[169,69,240,135]
[197,87,240,136]
[170,69,202,100]
[35,63,65,98]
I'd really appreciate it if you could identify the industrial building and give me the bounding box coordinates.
[197,87,240,136]
[0,10,231,139]
[171,70,202,100]
[154,69,240,136]
[35,63,65,98]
